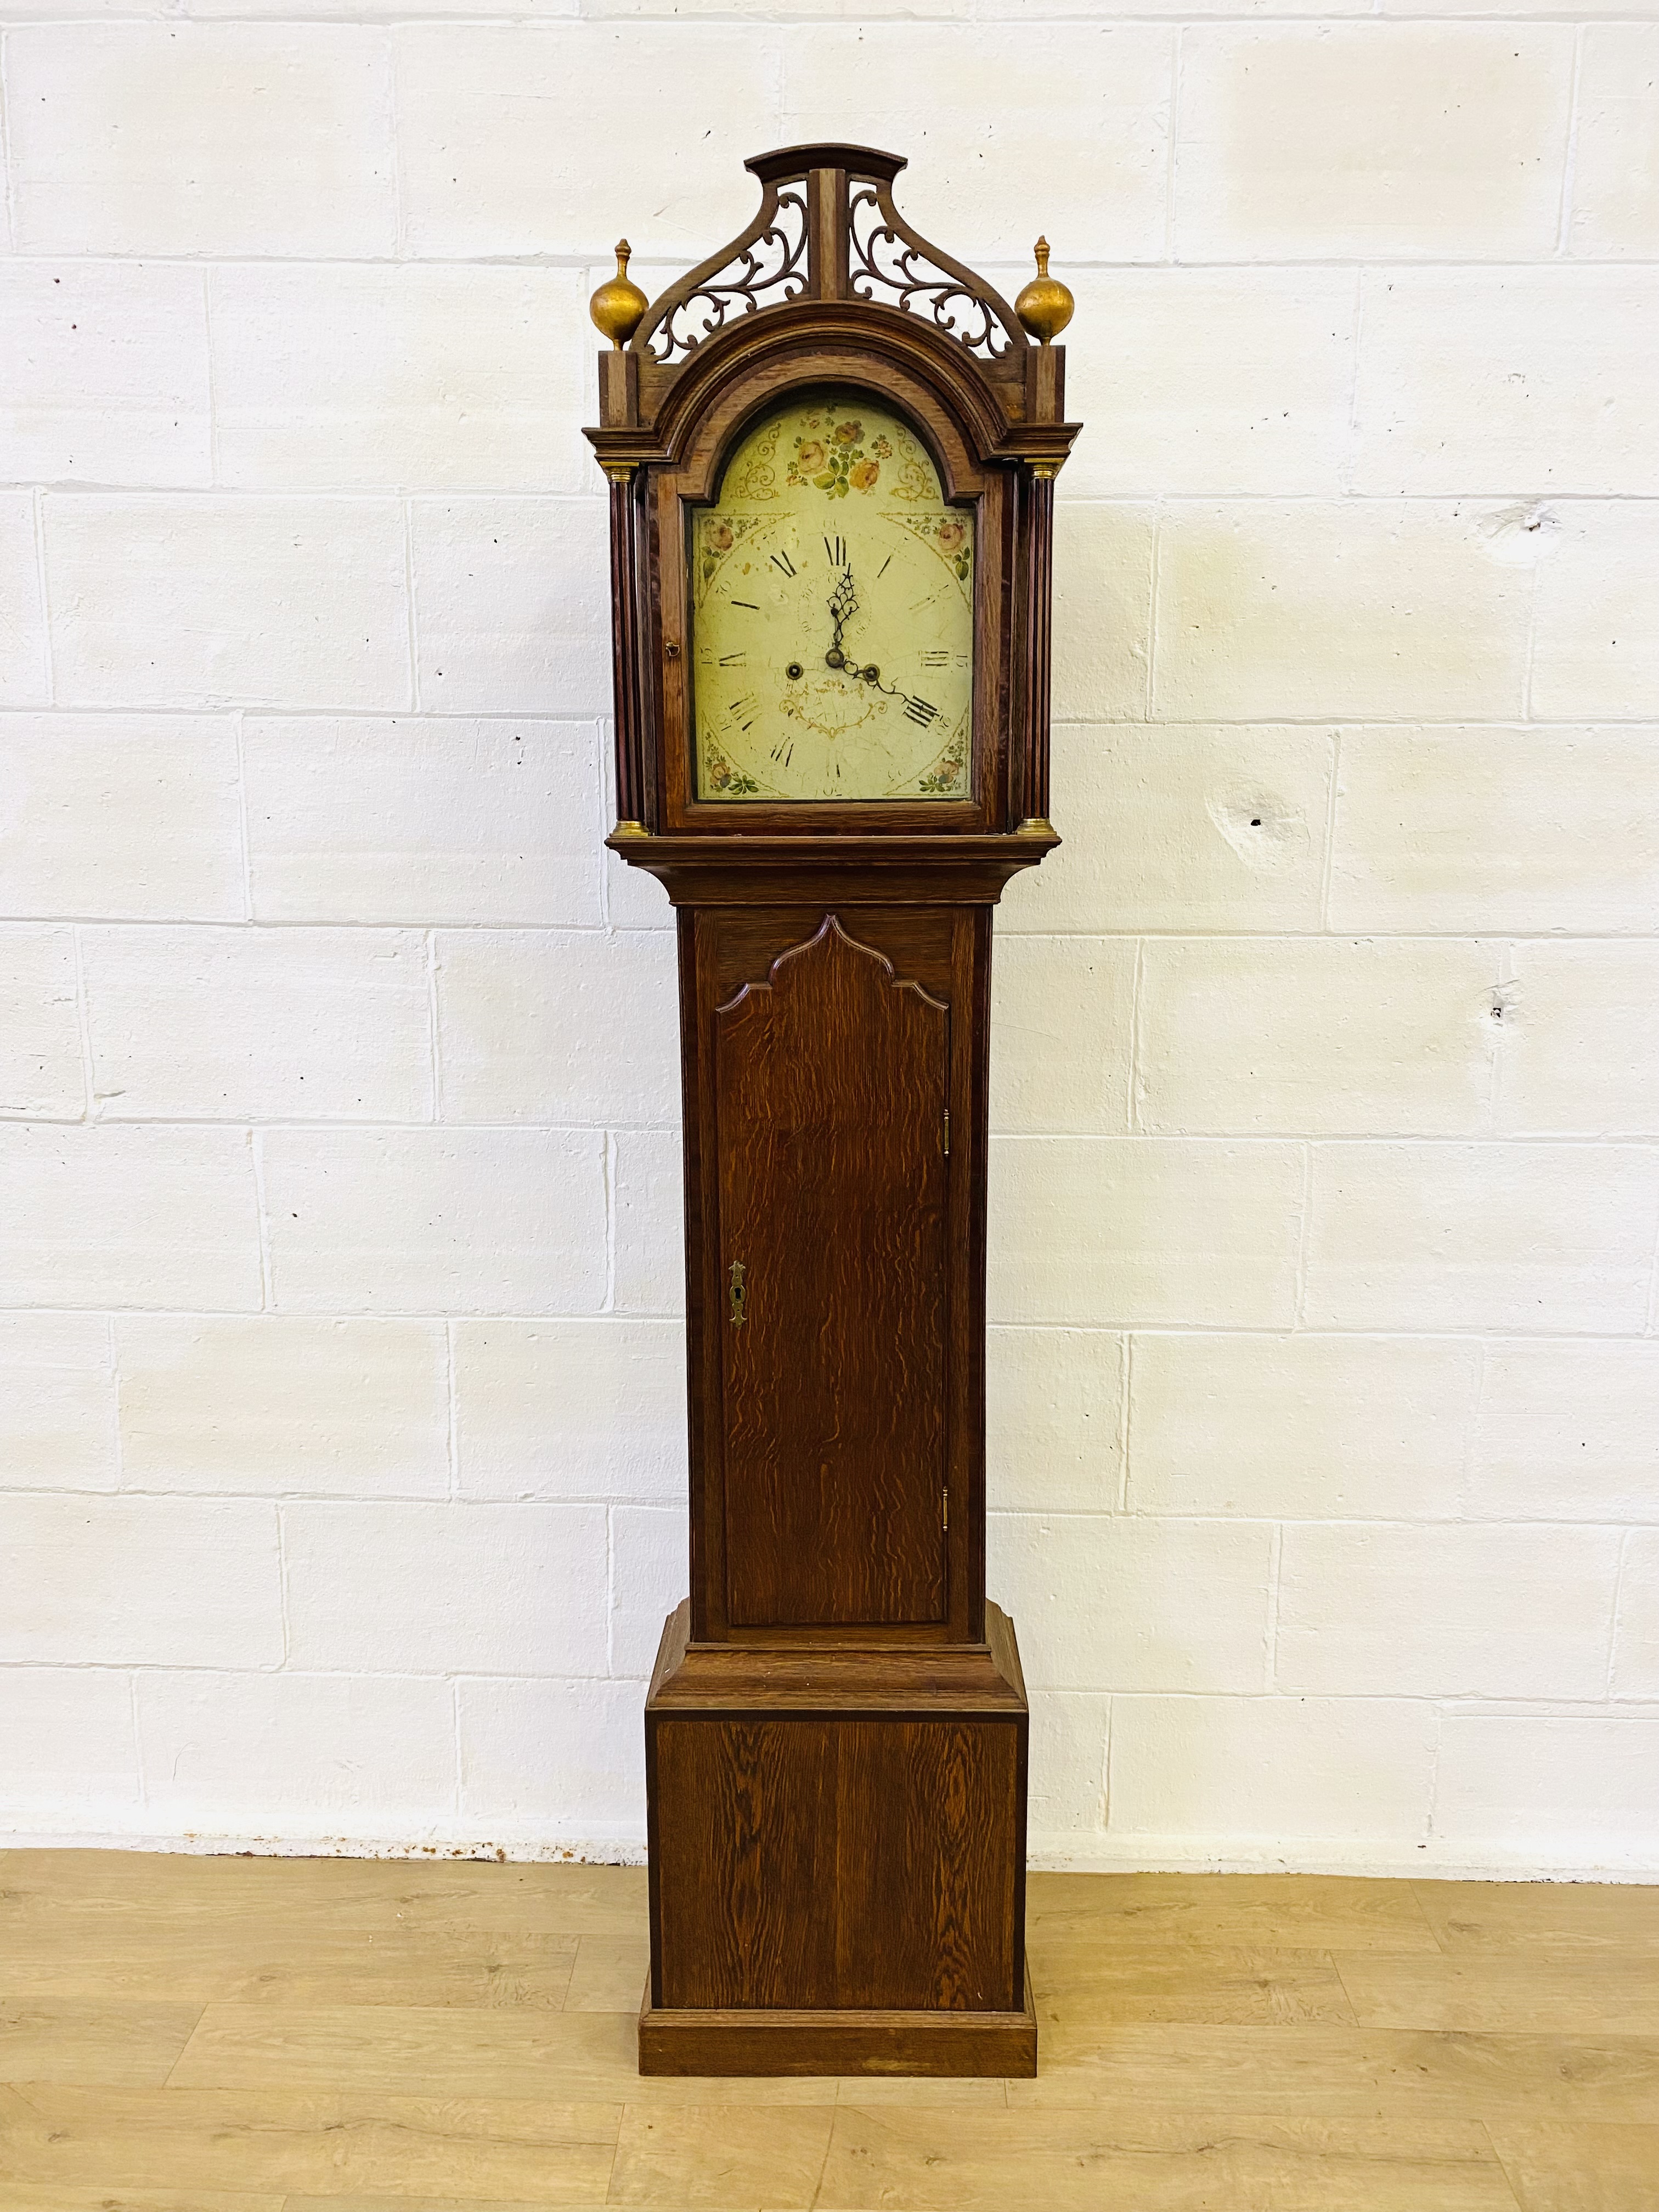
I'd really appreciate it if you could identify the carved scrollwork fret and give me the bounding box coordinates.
[640,185,810,365]
[848,185,1022,360]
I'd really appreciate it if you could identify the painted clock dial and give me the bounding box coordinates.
[690,388,974,803]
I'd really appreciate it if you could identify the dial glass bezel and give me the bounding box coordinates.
[685,383,979,810]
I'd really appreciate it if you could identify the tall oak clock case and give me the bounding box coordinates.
[585,144,1079,2078]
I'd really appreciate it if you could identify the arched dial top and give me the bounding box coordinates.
[691,388,974,805]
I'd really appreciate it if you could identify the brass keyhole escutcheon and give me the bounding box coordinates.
[729,1259,747,1329]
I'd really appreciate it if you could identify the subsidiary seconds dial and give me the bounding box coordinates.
[690,390,974,804]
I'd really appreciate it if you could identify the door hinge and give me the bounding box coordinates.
[942,1486,949,1531]
[943,1107,951,1158]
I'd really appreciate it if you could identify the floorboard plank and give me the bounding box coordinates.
[1414,1884,1659,1958]
[562,1935,651,2014]
[1025,1872,1442,1953]
[816,2107,1522,2211]
[1486,2120,1659,2211]
[0,2192,285,2212]
[0,2083,622,2200]
[1003,2023,1659,2121]
[0,2000,205,2088]
[4,1931,579,2011]
[163,2004,849,2105]
[5,1852,1657,2207]
[608,2102,836,2208]
[1029,1941,1357,2025]
[1339,1955,1659,2034]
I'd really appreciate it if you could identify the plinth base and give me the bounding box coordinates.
[641,1600,1034,2076]
[639,1957,1038,2077]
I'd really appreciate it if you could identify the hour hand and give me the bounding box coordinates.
[825,568,857,667]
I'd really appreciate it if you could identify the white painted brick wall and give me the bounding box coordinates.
[1,2,1655,1877]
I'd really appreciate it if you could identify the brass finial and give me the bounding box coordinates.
[590,240,648,351]
[1015,237,1074,347]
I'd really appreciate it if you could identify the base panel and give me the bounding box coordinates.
[638,1959,1038,2077]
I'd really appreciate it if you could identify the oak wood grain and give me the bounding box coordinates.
[0,2191,285,2212]
[1025,1871,1442,1953]
[1027,1941,1359,2025]
[13,1852,1659,2207]
[0,1850,647,1938]
[650,1713,1021,2011]
[158,2003,831,2106]
[1006,2023,1659,2122]
[607,2100,835,2207]
[0,2081,622,2200]
[562,1934,653,2013]
[715,915,949,1628]
[818,2106,1520,2212]
[3,1929,578,2011]
[0,2000,205,2088]
[1487,2121,1659,2211]
[1415,1882,1659,1958]
[1339,1953,1659,2034]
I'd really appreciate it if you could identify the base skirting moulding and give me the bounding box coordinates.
[639,1957,1038,2077]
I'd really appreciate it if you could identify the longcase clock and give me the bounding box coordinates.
[585,144,1079,2078]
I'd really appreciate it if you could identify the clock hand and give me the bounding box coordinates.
[826,567,858,669]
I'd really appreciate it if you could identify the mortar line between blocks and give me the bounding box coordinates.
[30,486,53,705]
[444,1316,460,1505]
[1265,1522,1284,1690]
[15,488,1659,509]
[274,1499,291,1669]
[1341,270,1366,500]
[1116,1333,1135,1513]
[202,266,219,489]
[604,1502,617,1676]
[232,710,254,923]
[1645,1188,1659,1338]
[10,248,1659,272]
[1143,511,1162,721]
[402,495,420,710]
[106,1313,124,1491]
[425,927,444,1122]
[0,32,15,258]
[1100,1691,1115,1836]
[9,706,1659,733]
[69,924,97,1124]
[249,1128,274,1312]
[1556,25,1586,259]
[1460,1339,1489,1522]
[1521,522,1545,721]
[603,1128,618,1314]
[1606,1527,1633,1698]
[1318,727,1341,932]
[1291,1141,1314,1328]
[387,25,409,264]
[450,1677,464,1818]
[127,1668,146,1809]
[1164,25,1182,264]
[1127,936,1147,1135]
[1487,940,1515,1133]
[1420,1702,1445,1874]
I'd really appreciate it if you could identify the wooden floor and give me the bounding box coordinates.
[3,1852,1658,2208]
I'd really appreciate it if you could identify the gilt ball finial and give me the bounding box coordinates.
[1015,236,1074,347]
[590,239,648,352]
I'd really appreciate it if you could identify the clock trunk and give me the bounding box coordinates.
[714,916,950,1630]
